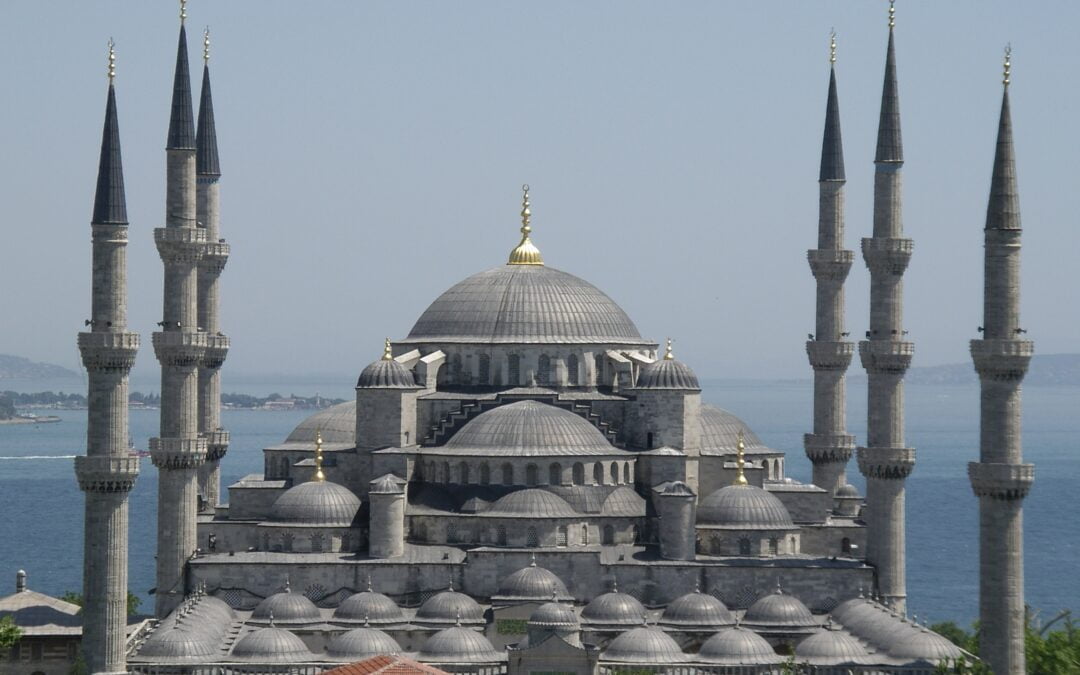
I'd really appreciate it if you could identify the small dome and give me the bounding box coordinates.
[358,357,418,389]
[418,626,503,663]
[333,589,404,624]
[447,401,613,457]
[795,627,872,665]
[415,588,485,624]
[837,603,920,651]
[326,627,401,660]
[635,349,700,390]
[486,489,578,518]
[698,405,774,456]
[889,628,964,662]
[698,627,781,665]
[742,588,816,630]
[231,626,312,662]
[251,590,322,625]
[497,561,570,600]
[661,481,696,497]
[269,480,361,527]
[138,626,219,660]
[836,484,860,498]
[529,601,580,628]
[603,626,686,664]
[828,596,873,626]
[660,590,734,627]
[285,401,356,445]
[581,588,647,626]
[697,484,794,529]
[370,473,405,494]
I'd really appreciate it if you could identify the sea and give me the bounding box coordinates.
[0,375,1076,627]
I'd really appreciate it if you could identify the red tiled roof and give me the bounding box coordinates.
[323,655,450,675]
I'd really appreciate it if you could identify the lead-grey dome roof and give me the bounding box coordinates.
[486,489,578,518]
[416,588,485,624]
[659,590,735,627]
[357,358,419,389]
[417,626,503,663]
[446,400,614,456]
[250,589,322,625]
[326,626,402,660]
[635,356,700,390]
[698,405,775,456]
[231,626,312,662]
[698,627,782,665]
[602,626,686,664]
[581,588,647,626]
[269,480,361,527]
[138,625,219,660]
[888,628,964,662]
[402,264,649,345]
[285,400,356,445]
[794,627,872,665]
[697,485,794,529]
[529,601,579,628]
[742,589,816,630]
[333,589,404,623]
[496,561,571,600]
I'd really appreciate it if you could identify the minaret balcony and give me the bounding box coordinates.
[74,455,140,493]
[807,249,854,281]
[861,237,913,276]
[78,331,139,371]
[201,241,230,273]
[858,340,914,374]
[968,462,1034,501]
[154,226,207,265]
[970,339,1033,381]
[152,331,208,367]
[204,430,230,461]
[201,334,230,369]
[856,446,916,481]
[149,437,208,470]
[806,341,855,370]
[804,432,855,462]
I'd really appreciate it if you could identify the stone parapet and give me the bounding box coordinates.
[970,339,1033,381]
[78,332,139,371]
[858,340,914,374]
[152,331,208,367]
[969,462,1034,501]
[91,222,128,244]
[201,241,230,273]
[857,447,916,480]
[201,334,230,369]
[806,340,855,370]
[807,248,854,281]
[204,429,230,461]
[74,455,140,493]
[154,226,206,264]
[149,436,207,469]
[804,432,856,463]
[861,237,913,276]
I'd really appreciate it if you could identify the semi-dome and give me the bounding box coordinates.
[333,588,404,623]
[602,487,647,516]
[529,601,580,628]
[698,405,774,456]
[358,343,419,389]
[415,588,485,624]
[486,489,578,518]
[496,560,571,600]
[250,589,322,625]
[698,626,781,665]
[888,628,964,661]
[742,588,816,631]
[660,589,735,627]
[794,627,872,665]
[581,587,647,626]
[635,344,700,390]
[231,626,312,662]
[418,626,503,663]
[697,484,794,529]
[602,626,686,664]
[138,625,219,660]
[269,480,361,527]
[402,264,649,345]
[446,400,614,456]
[326,626,401,660]
[284,400,356,445]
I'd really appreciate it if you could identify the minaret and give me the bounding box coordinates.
[856,1,915,613]
[150,2,208,618]
[805,32,856,496]
[196,27,230,512]
[73,40,140,674]
[969,47,1034,675]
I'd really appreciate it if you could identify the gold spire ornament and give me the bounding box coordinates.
[107,38,116,83]
[203,27,210,64]
[1003,44,1011,87]
[734,430,749,486]
[313,431,326,482]
[829,29,837,65]
[508,184,544,265]
[888,0,895,29]
[382,337,393,361]
[664,338,674,360]
[180,0,187,23]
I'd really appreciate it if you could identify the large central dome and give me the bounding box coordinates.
[402,265,648,345]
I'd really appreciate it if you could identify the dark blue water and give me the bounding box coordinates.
[0,380,1074,626]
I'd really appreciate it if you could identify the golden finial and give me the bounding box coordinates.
[203,27,210,65]
[664,338,674,360]
[1003,44,1011,87]
[107,38,116,83]
[382,337,393,361]
[888,0,895,30]
[829,29,837,65]
[180,0,187,23]
[313,431,326,482]
[508,184,544,265]
[734,430,748,486]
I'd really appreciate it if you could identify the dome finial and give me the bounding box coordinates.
[454,610,462,627]
[611,576,618,593]
[364,613,371,627]
[734,430,749,485]
[664,338,674,360]
[107,38,116,83]
[888,0,895,30]
[382,337,393,361]
[530,552,537,567]
[313,431,326,482]
[1003,43,1012,87]
[448,578,454,592]
[284,576,291,593]
[180,0,187,24]
[268,609,275,627]
[203,26,210,65]
[508,184,544,265]
[366,573,373,592]
[829,28,837,65]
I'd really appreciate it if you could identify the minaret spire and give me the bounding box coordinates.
[969,46,1033,675]
[75,40,140,674]
[167,19,196,151]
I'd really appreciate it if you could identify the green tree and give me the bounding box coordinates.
[933,609,1080,675]
[0,614,21,650]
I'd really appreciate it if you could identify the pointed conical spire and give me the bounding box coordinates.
[874,10,903,164]
[986,50,1020,231]
[93,41,127,225]
[819,42,845,182]
[167,24,196,150]
[196,28,221,176]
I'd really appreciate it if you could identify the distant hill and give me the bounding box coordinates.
[850,353,1080,386]
[0,354,79,379]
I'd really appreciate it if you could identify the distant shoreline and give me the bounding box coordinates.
[0,415,61,425]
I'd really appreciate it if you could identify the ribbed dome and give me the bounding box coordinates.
[660,590,734,627]
[497,561,570,600]
[138,626,219,660]
[269,480,361,527]
[231,626,312,662]
[326,627,401,659]
[888,628,964,661]
[529,601,580,628]
[795,627,872,664]
[285,400,356,444]
[357,358,418,389]
[446,400,613,456]
[603,626,686,664]
[836,483,860,498]
[333,590,404,623]
[698,627,781,665]
[486,489,578,518]
[635,356,700,390]
[416,588,485,624]
[743,589,816,630]
[250,590,322,625]
[697,485,794,529]
[403,264,648,345]
[418,626,503,663]
[581,588,647,626]
[698,405,773,456]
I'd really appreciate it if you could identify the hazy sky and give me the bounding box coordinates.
[2,1,1077,381]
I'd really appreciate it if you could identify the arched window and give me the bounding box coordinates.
[841,537,852,555]
[739,538,752,556]
[557,525,568,547]
[610,462,619,484]
[710,536,722,555]
[603,525,615,545]
[769,538,779,556]
[441,461,451,484]
[538,354,551,385]
[480,463,491,485]
[478,353,491,384]
[567,354,579,386]
[497,525,507,546]
[593,462,604,485]
[623,462,631,484]
[580,524,589,545]
[549,463,562,486]
[508,353,521,385]
[526,463,539,486]
[458,461,469,485]
[501,463,514,486]
[527,527,539,548]
[573,462,585,485]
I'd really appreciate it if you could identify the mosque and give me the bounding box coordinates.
[68,2,1034,674]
